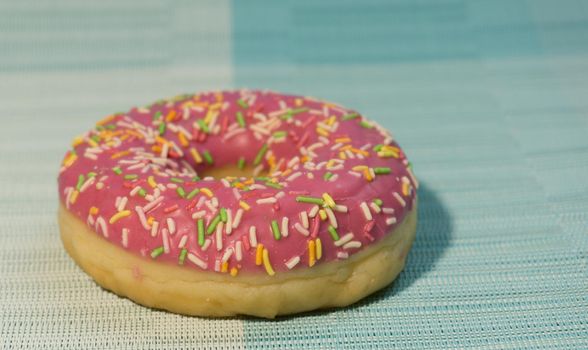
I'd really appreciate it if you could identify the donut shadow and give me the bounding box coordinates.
[251,181,452,321]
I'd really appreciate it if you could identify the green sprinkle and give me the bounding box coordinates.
[95,125,104,131]
[202,150,213,165]
[373,198,383,207]
[197,119,209,134]
[328,226,340,241]
[150,246,164,259]
[76,174,85,191]
[186,188,200,200]
[87,172,97,178]
[237,99,249,109]
[253,144,268,166]
[104,123,116,130]
[374,167,391,175]
[192,175,201,182]
[237,157,246,170]
[271,220,281,240]
[176,187,186,198]
[323,172,333,181]
[295,196,324,205]
[124,174,138,180]
[158,122,166,135]
[236,111,246,128]
[290,107,309,115]
[170,177,184,183]
[359,120,373,129]
[206,215,221,235]
[265,182,282,190]
[220,208,228,223]
[112,166,122,175]
[408,162,413,170]
[255,177,270,182]
[373,144,384,152]
[178,248,188,265]
[342,113,359,121]
[138,188,147,197]
[91,135,101,143]
[152,111,162,120]
[197,219,205,246]
[273,130,287,139]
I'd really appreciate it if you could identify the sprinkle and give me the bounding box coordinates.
[202,150,213,165]
[135,206,150,230]
[342,113,359,121]
[318,209,327,221]
[166,217,176,234]
[175,187,186,198]
[369,202,381,214]
[237,157,246,170]
[343,241,362,250]
[322,193,336,208]
[285,256,300,269]
[386,217,397,225]
[382,207,395,214]
[89,206,99,215]
[124,174,138,180]
[109,210,131,224]
[143,195,164,213]
[225,209,233,234]
[178,234,188,248]
[162,228,170,253]
[151,246,164,259]
[150,221,159,237]
[232,209,244,229]
[249,226,258,247]
[281,217,289,237]
[308,205,320,218]
[337,252,349,259]
[147,176,157,188]
[215,222,224,251]
[393,192,406,207]
[294,222,309,236]
[359,120,373,129]
[202,239,211,251]
[316,238,322,260]
[235,241,243,261]
[360,202,373,221]
[196,119,209,133]
[334,204,348,213]
[158,122,166,135]
[220,208,228,222]
[121,228,129,248]
[255,244,264,266]
[221,247,233,263]
[237,99,249,109]
[200,188,213,197]
[95,216,108,237]
[374,167,391,175]
[257,197,277,205]
[239,200,251,211]
[236,111,246,127]
[262,248,275,276]
[300,211,309,229]
[308,240,316,267]
[253,144,268,166]
[230,267,239,277]
[190,148,203,164]
[75,174,85,191]
[296,196,324,205]
[335,232,354,247]
[187,252,207,269]
[197,218,205,246]
[178,248,188,265]
[186,188,199,200]
[328,226,340,241]
[271,220,281,240]
[207,214,221,235]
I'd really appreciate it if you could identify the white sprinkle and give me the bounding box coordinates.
[256,197,277,205]
[249,184,266,191]
[95,216,108,237]
[285,256,301,269]
[369,202,381,214]
[201,239,211,251]
[150,220,159,237]
[87,214,95,226]
[214,259,221,272]
[211,197,219,207]
[166,183,178,190]
[348,171,362,178]
[143,196,164,213]
[393,192,406,207]
[287,156,300,168]
[205,200,216,212]
[382,207,395,214]
[360,202,373,221]
[330,174,339,182]
[121,228,129,248]
[335,233,354,247]
[281,217,289,237]
[343,241,362,250]
[325,207,338,228]
[249,226,258,247]
[221,247,233,263]
[130,186,142,196]
[407,167,419,189]
[195,196,206,209]
[135,206,150,230]
[308,205,320,218]
[294,223,310,236]
[386,217,397,225]
[275,191,286,199]
[160,142,169,158]
[178,234,188,248]
[235,241,243,261]
[225,209,233,235]
[162,228,170,253]
[232,188,242,200]
[337,252,349,259]
[232,209,244,229]
[221,179,230,188]
[216,222,224,251]
[286,172,302,182]
[187,253,207,269]
[334,204,348,213]
[331,143,343,151]
[191,210,207,219]
[84,152,98,160]
[166,217,176,235]
[116,196,128,212]
[300,211,309,229]
[79,176,96,193]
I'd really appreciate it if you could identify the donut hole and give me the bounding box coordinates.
[198,164,259,179]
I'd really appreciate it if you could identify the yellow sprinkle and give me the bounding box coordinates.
[190,148,203,164]
[363,169,374,182]
[262,248,275,276]
[147,176,157,188]
[221,261,229,273]
[352,165,368,171]
[71,136,84,147]
[402,182,410,196]
[111,150,131,159]
[89,206,99,215]
[353,149,369,156]
[316,127,329,137]
[239,201,251,211]
[200,188,213,198]
[319,209,327,221]
[155,136,170,145]
[308,240,316,267]
[178,132,189,147]
[295,98,303,106]
[322,193,336,208]
[165,110,176,122]
[204,110,215,123]
[147,216,154,225]
[255,244,264,266]
[210,102,223,110]
[109,210,131,224]
[230,267,239,277]
[63,154,78,167]
[87,138,99,148]
[326,115,336,125]
[316,238,322,260]
[334,137,351,143]
[339,151,346,160]
[70,190,79,204]
[340,145,352,152]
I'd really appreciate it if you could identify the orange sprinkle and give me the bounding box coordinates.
[363,169,373,182]
[334,137,351,143]
[111,150,131,159]
[178,132,189,147]
[70,190,79,204]
[230,267,239,277]
[200,188,213,197]
[147,216,154,226]
[255,244,264,266]
[221,261,229,273]
[308,240,316,267]
[89,206,99,215]
[316,127,329,137]
[96,115,116,126]
[63,153,78,167]
[71,136,84,147]
[165,110,177,122]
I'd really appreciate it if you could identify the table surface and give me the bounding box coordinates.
[1,1,587,349]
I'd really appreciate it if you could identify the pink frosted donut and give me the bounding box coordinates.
[58,90,418,318]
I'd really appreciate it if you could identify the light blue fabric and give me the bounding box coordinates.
[0,0,586,349]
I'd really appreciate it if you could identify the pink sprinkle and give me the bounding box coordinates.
[310,216,320,238]
[164,204,179,213]
[363,220,375,233]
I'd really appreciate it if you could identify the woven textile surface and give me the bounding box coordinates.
[1,1,587,349]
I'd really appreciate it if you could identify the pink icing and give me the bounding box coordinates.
[58,90,417,275]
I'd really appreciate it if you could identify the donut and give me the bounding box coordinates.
[58,90,418,318]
